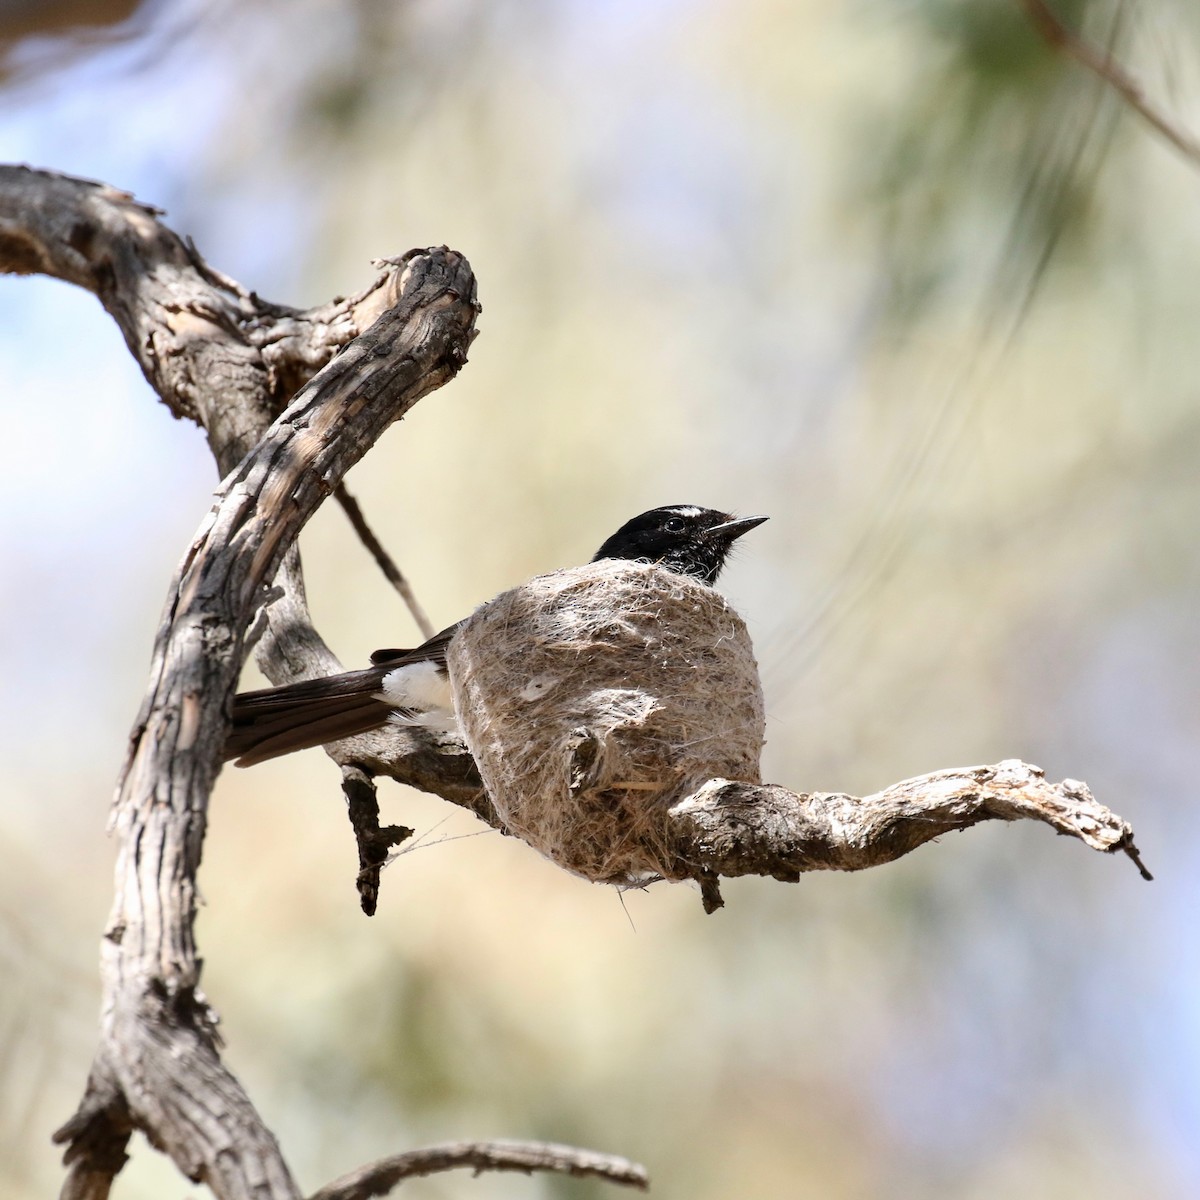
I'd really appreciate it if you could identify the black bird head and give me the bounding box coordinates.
[591,505,768,585]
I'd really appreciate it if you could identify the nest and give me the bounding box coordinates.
[447,559,765,883]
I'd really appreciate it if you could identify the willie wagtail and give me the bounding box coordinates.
[225,505,767,767]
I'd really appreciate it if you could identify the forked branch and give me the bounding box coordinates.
[54,248,478,1200]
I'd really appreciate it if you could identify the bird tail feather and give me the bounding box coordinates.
[225,669,396,767]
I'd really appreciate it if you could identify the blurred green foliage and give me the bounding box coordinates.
[864,0,1118,319]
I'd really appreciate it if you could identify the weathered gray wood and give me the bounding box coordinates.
[2,165,483,1199]
[309,1139,649,1200]
[0,165,486,815]
[70,245,477,1199]
[666,760,1150,912]
[66,248,476,1198]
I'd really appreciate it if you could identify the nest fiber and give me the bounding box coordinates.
[447,559,765,883]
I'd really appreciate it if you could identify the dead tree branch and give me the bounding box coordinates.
[0,163,487,813]
[1016,0,1200,168]
[342,763,414,917]
[53,245,478,1199]
[309,1139,649,1200]
[0,164,489,1198]
[666,760,1149,913]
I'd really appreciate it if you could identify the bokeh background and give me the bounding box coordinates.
[2,1,1198,1196]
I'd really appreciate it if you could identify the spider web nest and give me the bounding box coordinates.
[447,559,765,884]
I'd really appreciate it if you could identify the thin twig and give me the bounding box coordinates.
[1017,0,1200,167]
[335,484,437,640]
[309,1139,649,1200]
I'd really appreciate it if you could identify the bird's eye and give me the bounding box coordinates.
[664,517,686,533]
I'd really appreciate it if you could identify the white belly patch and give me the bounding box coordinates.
[376,660,454,709]
[373,661,458,733]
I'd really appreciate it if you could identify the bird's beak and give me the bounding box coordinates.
[710,514,769,542]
